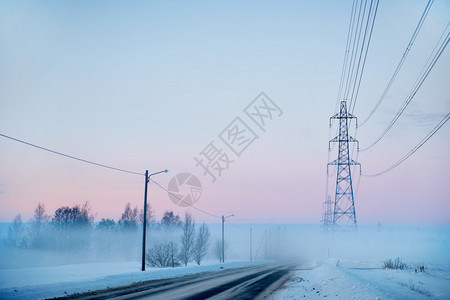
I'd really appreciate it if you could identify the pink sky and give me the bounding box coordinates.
[1,0,449,225]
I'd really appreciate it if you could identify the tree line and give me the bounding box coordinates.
[5,202,222,266]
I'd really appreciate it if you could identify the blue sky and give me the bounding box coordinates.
[0,0,449,225]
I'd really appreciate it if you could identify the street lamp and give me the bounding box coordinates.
[222,214,234,263]
[142,169,168,271]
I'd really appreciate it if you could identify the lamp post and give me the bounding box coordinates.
[142,169,168,271]
[222,214,234,263]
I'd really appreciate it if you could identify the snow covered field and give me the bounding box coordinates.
[2,259,449,300]
[268,225,450,299]
[271,259,450,299]
[1,223,449,299]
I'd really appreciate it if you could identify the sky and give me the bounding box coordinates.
[0,0,449,225]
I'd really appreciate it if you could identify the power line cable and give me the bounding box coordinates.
[0,133,240,221]
[225,219,246,230]
[333,0,379,125]
[332,0,377,175]
[149,178,221,219]
[358,0,435,127]
[343,0,367,104]
[361,28,449,151]
[349,0,380,115]
[336,0,359,114]
[0,133,143,176]
[362,112,449,177]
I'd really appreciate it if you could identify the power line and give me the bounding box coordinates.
[152,177,256,228]
[326,0,376,229]
[343,0,379,112]
[0,132,232,221]
[150,180,247,226]
[0,133,143,176]
[358,0,434,127]
[361,27,450,152]
[360,0,435,125]
[335,0,358,114]
[362,112,449,177]
[334,0,379,116]
[349,0,379,115]
[342,0,367,105]
[225,219,246,230]
[149,178,221,219]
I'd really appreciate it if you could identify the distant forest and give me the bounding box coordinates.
[4,202,217,267]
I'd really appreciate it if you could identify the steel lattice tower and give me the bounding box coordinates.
[328,100,360,229]
[321,195,333,229]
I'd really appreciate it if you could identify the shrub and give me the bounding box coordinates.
[146,242,180,268]
[383,257,408,270]
[415,264,426,273]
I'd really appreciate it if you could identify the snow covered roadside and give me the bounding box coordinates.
[270,259,450,299]
[0,260,265,300]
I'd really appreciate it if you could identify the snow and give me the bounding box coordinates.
[0,260,264,300]
[1,224,449,299]
[271,259,450,300]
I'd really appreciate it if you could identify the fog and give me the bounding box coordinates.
[212,224,450,265]
[0,222,448,270]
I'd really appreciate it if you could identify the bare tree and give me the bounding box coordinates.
[119,202,139,230]
[146,242,180,267]
[139,203,155,225]
[51,202,95,250]
[168,241,179,268]
[7,214,26,247]
[214,239,228,263]
[180,212,195,266]
[32,203,50,224]
[52,202,94,229]
[97,218,116,231]
[193,223,210,265]
[80,202,95,225]
[161,211,181,227]
[30,202,50,248]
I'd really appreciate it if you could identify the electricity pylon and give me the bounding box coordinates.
[321,195,333,230]
[328,100,361,229]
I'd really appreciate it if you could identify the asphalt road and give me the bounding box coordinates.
[59,263,295,300]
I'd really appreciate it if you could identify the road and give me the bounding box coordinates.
[60,264,295,300]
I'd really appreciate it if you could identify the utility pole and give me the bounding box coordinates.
[141,169,168,271]
[142,170,149,271]
[250,227,252,261]
[221,214,234,263]
[328,101,360,230]
[222,216,224,263]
